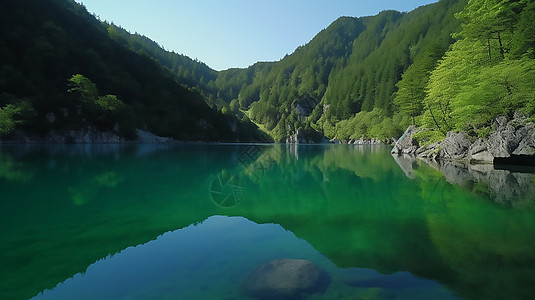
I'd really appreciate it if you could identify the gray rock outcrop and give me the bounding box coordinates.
[391,125,422,154]
[394,115,535,163]
[286,129,327,144]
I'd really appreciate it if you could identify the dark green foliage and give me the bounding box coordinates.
[104,24,220,102]
[4,0,531,143]
[0,0,264,142]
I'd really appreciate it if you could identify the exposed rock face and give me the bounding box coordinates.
[286,129,311,144]
[395,116,535,163]
[286,128,326,144]
[243,259,328,300]
[468,116,535,162]
[391,125,422,154]
[352,137,382,145]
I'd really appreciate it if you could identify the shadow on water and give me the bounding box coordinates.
[1,145,535,299]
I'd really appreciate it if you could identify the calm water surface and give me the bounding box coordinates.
[1,144,535,300]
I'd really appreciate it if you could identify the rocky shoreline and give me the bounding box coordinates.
[0,128,180,144]
[392,115,535,165]
[285,128,384,144]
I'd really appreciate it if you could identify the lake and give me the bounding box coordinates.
[1,144,535,300]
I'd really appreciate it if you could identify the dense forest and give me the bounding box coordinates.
[0,0,264,142]
[213,0,471,142]
[1,0,533,143]
[406,0,535,145]
[213,0,534,143]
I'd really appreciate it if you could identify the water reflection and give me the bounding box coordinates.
[1,145,534,299]
[393,154,535,207]
[33,216,455,300]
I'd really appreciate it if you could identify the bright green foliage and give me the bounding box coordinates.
[0,106,17,136]
[332,109,408,141]
[0,102,35,137]
[394,44,447,125]
[229,99,240,113]
[413,129,446,147]
[67,74,99,104]
[511,0,535,58]
[96,95,124,112]
[423,0,535,134]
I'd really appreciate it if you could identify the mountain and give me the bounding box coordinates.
[0,0,265,142]
[212,0,469,142]
[83,0,469,143]
[211,0,534,144]
[2,0,533,144]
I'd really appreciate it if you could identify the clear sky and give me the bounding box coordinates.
[78,0,438,70]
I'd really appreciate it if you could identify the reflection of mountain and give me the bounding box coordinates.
[2,145,535,300]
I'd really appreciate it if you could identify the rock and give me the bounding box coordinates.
[437,131,471,160]
[393,115,535,163]
[391,125,421,154]
[135,129,175,143]
[286,128,325,144]
[2,127,180,144]
[243,259,327,300]
[468,138,494,163]
[468,115,535,161]
[353,137,383,145]
[286,128,307,144]
[330,139,342,144]
[512,125,535,156]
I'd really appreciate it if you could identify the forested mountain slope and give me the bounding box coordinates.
[2,0,532,144]
[89,0,469,143]
[212,0,469,141]
[0,0,264,142]
[409,0,535,143]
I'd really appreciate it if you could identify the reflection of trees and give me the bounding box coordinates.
[70,172,124,206]
[392,154,535,299]
[0,151,34,182]
[3,145,535,300]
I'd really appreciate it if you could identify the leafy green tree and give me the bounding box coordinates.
[96,94,124,112]
[511,0,535,58]
[229,99,240,113]
[423,0,535,134]
[67,74,98,105]
[0,102,35,136]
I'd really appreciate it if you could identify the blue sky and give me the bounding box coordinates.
[78,0,438,70]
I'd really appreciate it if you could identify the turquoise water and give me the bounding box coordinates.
[1,144,535,299]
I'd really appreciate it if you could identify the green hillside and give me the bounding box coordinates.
[2,0,533,143]
[0,0,264,142]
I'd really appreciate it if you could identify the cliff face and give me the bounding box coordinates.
[393,115,535,165]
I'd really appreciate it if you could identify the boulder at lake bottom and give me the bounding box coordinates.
[243,259,329,300]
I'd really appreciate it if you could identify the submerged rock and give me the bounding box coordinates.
[243,259,329,299]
